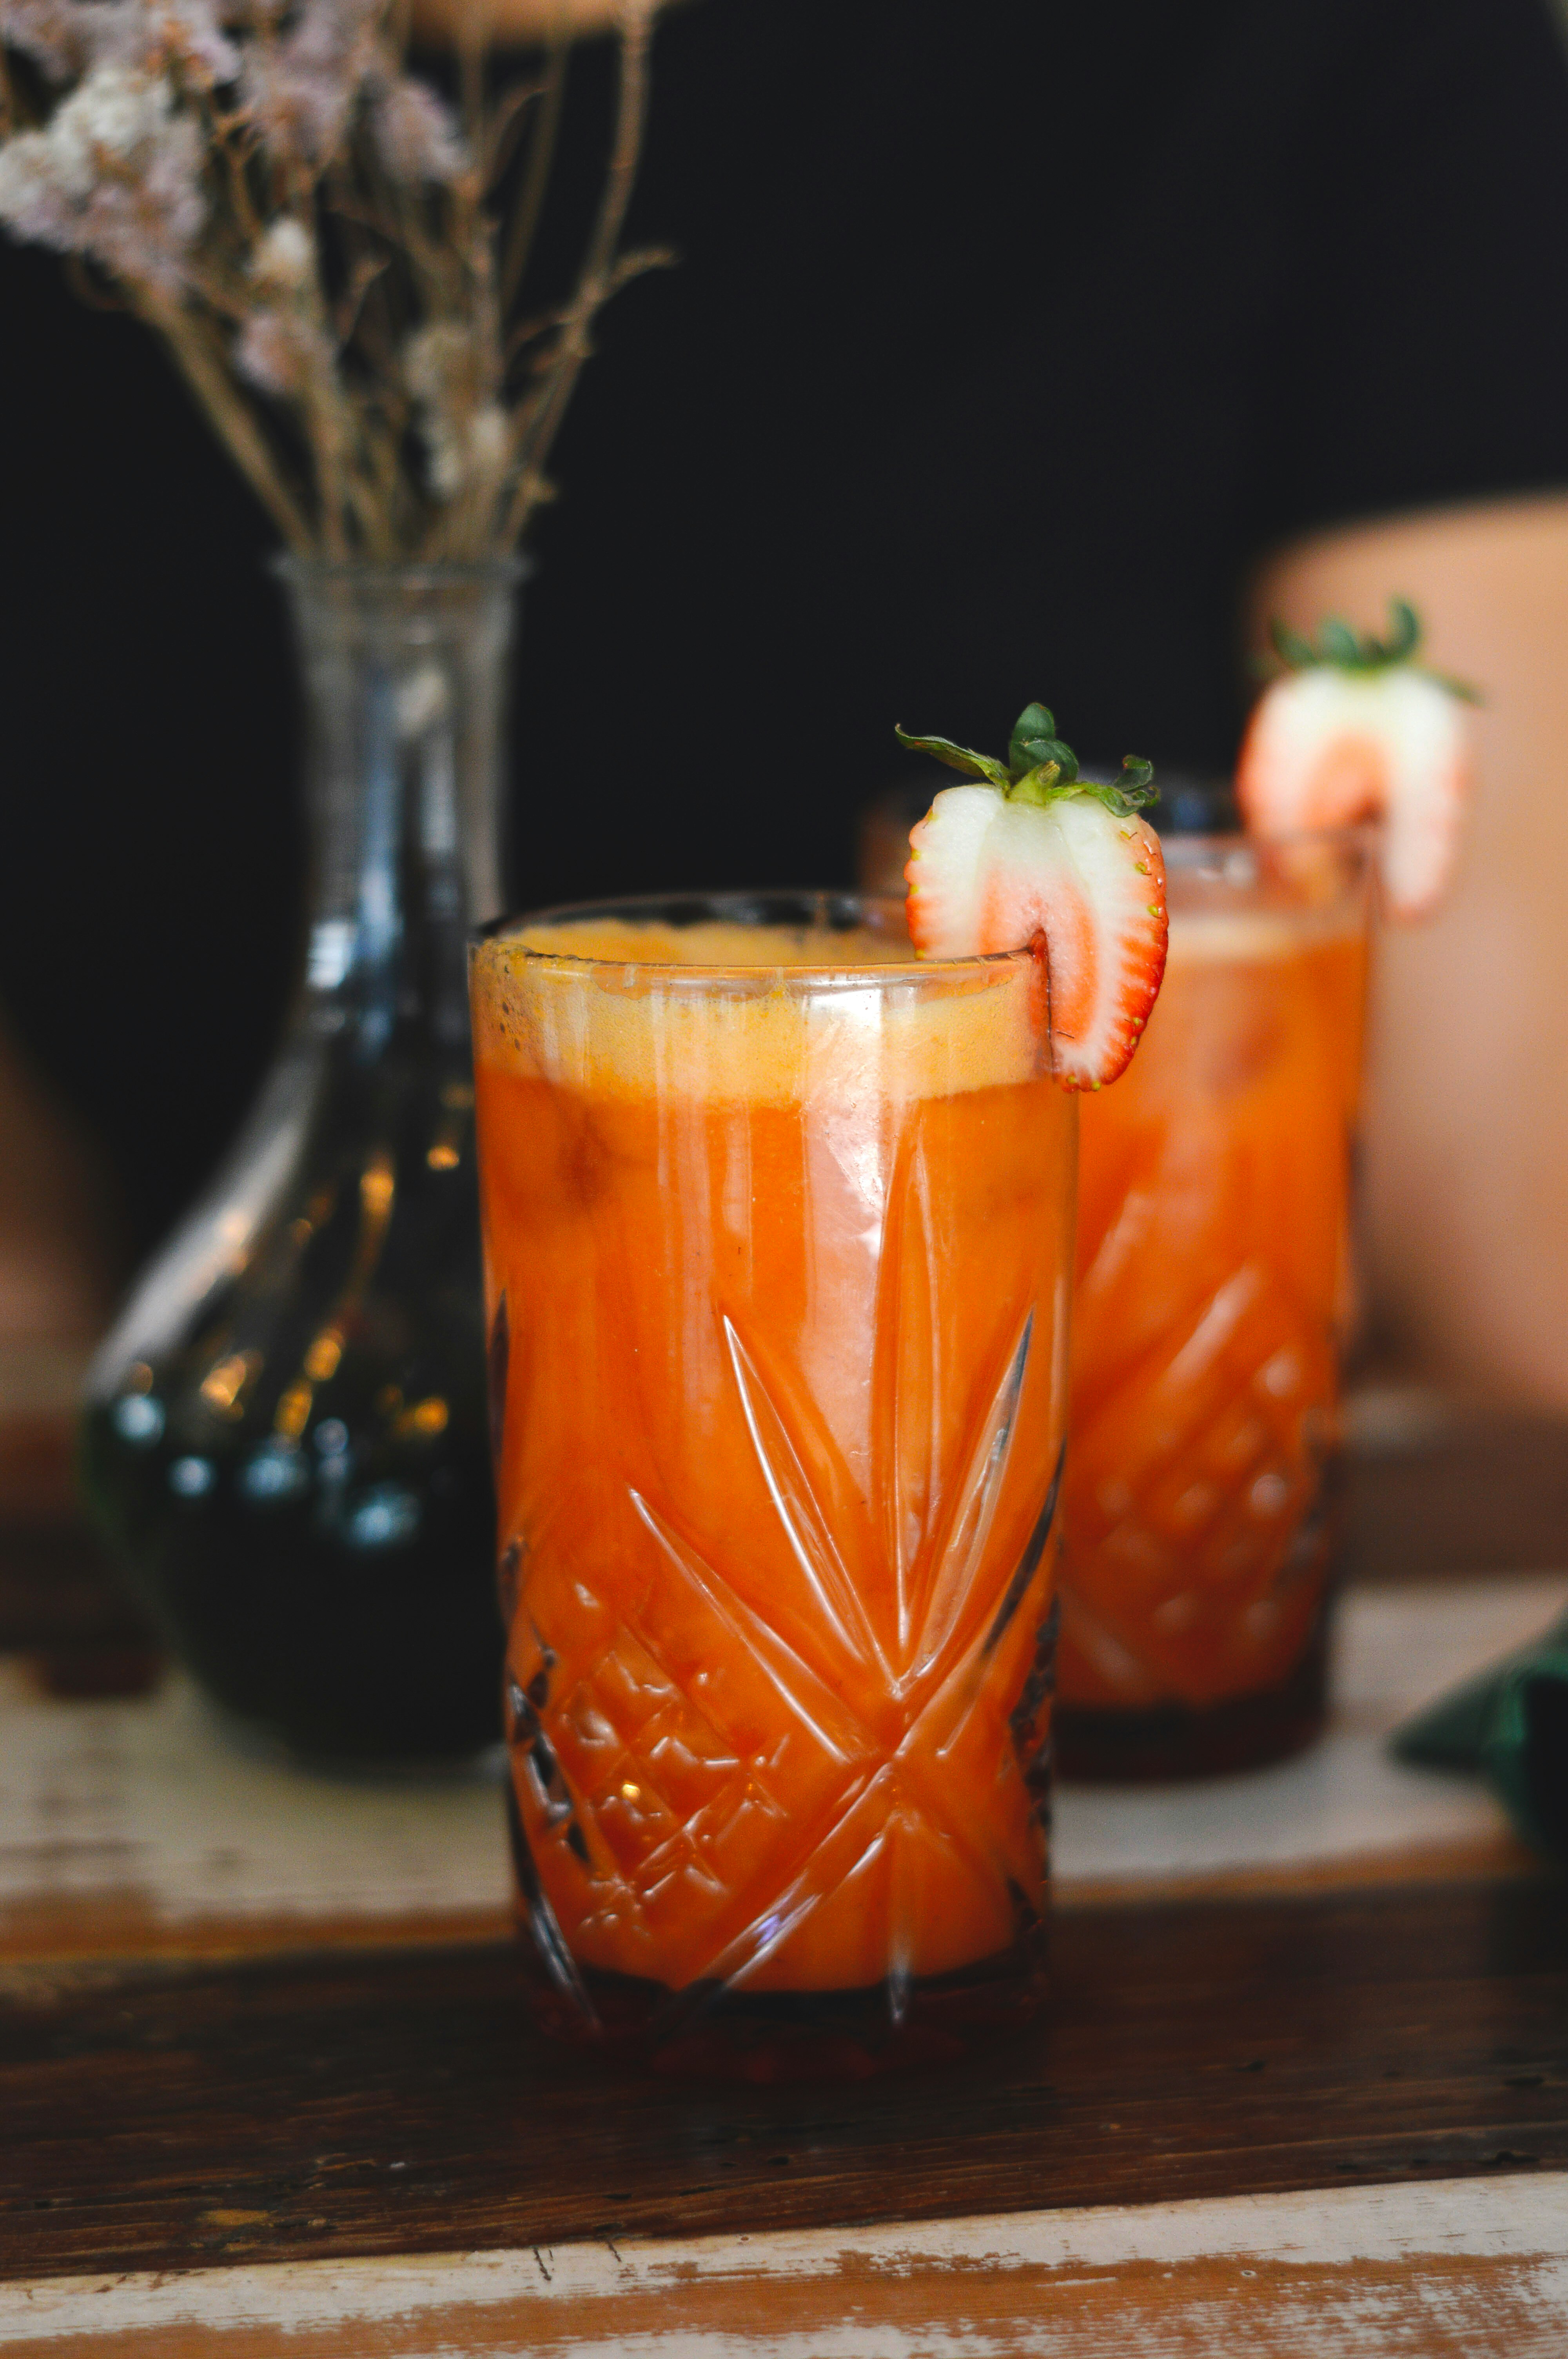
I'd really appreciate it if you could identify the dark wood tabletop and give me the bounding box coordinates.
[4,1875,1566,2285]
[2,1402,1565,2353]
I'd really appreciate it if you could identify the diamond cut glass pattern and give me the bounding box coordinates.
[1061,833,1372,1765]
[470,896,1074,2063]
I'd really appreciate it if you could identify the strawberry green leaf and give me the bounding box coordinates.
[1075,757,1158,818]
[1267,594,1472,672]
[898,710,1158,816]
[1261,595,1479,700]
[1269,618,1316,670]
[1318,616,1362,665]
[1012,754,1158,816]
[1008,705,1080,783]
[1383,597,1421,664]
[1014,738,1078,787]
[1009,703,1062,772]
[894,726,1013,790]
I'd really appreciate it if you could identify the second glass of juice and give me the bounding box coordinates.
[1059,829,1373,1778]
[469,893,1075,2075]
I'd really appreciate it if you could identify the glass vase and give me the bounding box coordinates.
[80,561,521,1763]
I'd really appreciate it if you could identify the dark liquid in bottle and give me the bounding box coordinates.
[81,1063,503,1763]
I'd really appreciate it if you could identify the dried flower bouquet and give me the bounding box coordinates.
[0,0,665,556]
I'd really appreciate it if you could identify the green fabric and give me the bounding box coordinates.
[1390,1608,1568,1861]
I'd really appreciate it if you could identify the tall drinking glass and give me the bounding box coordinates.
[469,893,1075,2075]
[1060,829,1374,1777]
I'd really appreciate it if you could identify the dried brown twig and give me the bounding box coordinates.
[504,0,665,545]
[499,32,565,311]
[0,0,671,560]
[137,287,316,548]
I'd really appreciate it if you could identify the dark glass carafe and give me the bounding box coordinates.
[80,562,519,1761]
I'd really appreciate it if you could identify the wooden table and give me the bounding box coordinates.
[3,1406,1566,2355]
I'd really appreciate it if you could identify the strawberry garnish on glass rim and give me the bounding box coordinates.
[1236,599,1477,918]
[897,704,1168,1091]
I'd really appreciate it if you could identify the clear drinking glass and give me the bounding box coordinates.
[1059,829,1374,1778]
[469,892,1075,2075]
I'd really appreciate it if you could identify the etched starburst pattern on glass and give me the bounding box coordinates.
[1060,851,1369,1741]
[471,895,1075,2059]
[499,1153,1062,2035]
[1061,1256,1339,1712]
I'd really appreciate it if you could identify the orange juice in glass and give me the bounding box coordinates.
[1058,828,1373,1778]
[469,892,1075,2074]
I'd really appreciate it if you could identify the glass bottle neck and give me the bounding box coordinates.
[279,562,521,1061]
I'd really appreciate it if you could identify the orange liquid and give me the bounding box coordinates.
[471,920,1074,2007]
[1063,907,1367,1719]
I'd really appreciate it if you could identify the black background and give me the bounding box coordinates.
[5,0,1568,1252]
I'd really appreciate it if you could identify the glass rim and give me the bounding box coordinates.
[471,889,1038,983]
[1159,819,1379,865]
[270,553,530,590]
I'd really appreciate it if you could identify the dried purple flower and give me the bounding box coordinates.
[0,127,80,242]
[0,64,205,292]
[3,0,242,87]
[236,305,307,393]
[368,74,465,185]
[403,318,465,404]
[240,0,380,168]
[405,319,467,496]
[80,129,203,285]
[0,0,666,557]
[138,0,242,89]
[249,211,312,288]
[51,58,176,170]
[403,320,508,500]
[0,0,91,81]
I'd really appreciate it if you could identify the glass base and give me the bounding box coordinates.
[1054,1612,1331,1783]
[519,1942,1048,2083]
[505,1767,1048,2081]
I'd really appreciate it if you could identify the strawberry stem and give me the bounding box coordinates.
[895,708,1158,817]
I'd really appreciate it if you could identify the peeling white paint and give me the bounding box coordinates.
[3,2175,1565,2342]
[5,1578,1563,1943]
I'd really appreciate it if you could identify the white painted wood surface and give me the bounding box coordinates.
[2,1575,1561,1953]
[2,2177,1564,2355]
[0,1660,514,1940]
[1053,1572,1568,1896]
[4,1587,1563,2353]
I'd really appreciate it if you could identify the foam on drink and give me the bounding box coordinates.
[472,919,1047,1107]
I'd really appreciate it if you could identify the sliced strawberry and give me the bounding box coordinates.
[897,706,1168,1091]
[1236,602,1474,918]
